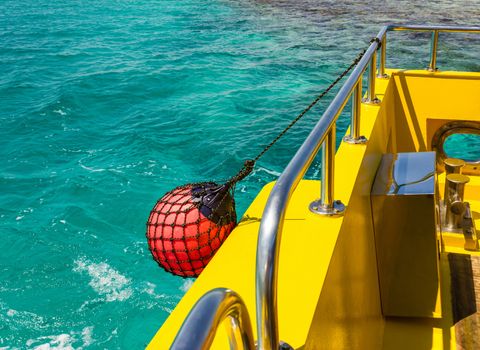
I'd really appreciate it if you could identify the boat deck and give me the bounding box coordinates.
[148,69,480,349]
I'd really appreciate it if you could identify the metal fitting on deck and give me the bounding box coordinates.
[444,158,466,175]
[444,173,470,231]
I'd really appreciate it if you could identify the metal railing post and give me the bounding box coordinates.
[343,79,367,144]
[309,124,346,216]
[428,30,439,71]
[363,51,381,104]
[321,130,334,207]
[254,25,479,350]
[169,25,480,350]
[378,34,388,78]
[171,288,255,350]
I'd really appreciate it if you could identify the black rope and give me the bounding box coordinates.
[370,36,382,49]
[225,44,372,186]
[147,39,382,276]
[225,159,255,185]
[251,49,366,164]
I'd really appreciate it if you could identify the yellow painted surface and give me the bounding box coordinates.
[147,180,344,349]
[379,70,480,350]
[149,69,480,349]
[391,70,480,153]
[381,252,457,350]
[305,75,393,350]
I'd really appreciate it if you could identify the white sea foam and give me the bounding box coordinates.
[311,161,321,178]
[134,282,178,313]
[53,109,67,116]
[142,282,156,296]
[73,258,132,302]
[77,298,103,313]
[15,208,34,221]
[78,161,123,174]
[180,279,194,292]
[0,303,45,331]
[30,334,73,350]
[78,163,106,173]
[7,309,15,317]
[252,166,281,177]
[81,327,94,347]
[122,241,145,256]
[25,326,93,350]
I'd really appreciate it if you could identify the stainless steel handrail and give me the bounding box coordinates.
[171,288,255,350]
[379,24,480,74]
[255,25,385,350]
[255,24,480,350]
[428,30,440,72]
[168,25,480,350]
[388,24,480,32]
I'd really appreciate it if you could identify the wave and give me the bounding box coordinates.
[73,258,132,302]
[252,165,281,177]
[0,301,46,332]
[180,279,194,292]
[25,326,93,350]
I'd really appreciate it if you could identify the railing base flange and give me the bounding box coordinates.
[377,73,389,79]
[343,135,368,144]
[309,200,346,217]
[279,341,294,350]
[362,97,381,105]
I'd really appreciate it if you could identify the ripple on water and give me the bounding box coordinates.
[73,258,133,302]
[1,0,479,348]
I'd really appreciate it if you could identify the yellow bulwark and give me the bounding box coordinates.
[148,69,480,349]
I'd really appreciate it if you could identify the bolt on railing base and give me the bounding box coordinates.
[309,200,346,217]
[254,340,293,350]
[362,97,381,105]
[279,341,294,350]
[427,67,439,72]
[343,135,368,144]
[377,73,389,79]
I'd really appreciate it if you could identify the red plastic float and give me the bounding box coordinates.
[146,183,237,277]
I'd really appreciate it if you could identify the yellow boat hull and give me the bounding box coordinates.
[148,69,480,349]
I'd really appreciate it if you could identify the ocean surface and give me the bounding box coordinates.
[1,0,479,348]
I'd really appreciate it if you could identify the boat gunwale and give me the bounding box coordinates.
[255,24,480,349]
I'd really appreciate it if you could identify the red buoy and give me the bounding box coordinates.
[146,183,237,277]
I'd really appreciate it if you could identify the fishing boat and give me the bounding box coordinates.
[147,24,480,349]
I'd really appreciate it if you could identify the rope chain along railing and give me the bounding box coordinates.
[226,41,377,185]
[146,38,379,277]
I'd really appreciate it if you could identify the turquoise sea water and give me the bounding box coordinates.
[1,0,479,348]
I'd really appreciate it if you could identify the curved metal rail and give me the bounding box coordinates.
[255,24,480,350]
[169,24,480,350]
[171,288,255,350]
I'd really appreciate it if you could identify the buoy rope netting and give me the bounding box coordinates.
[147,42,374,277]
